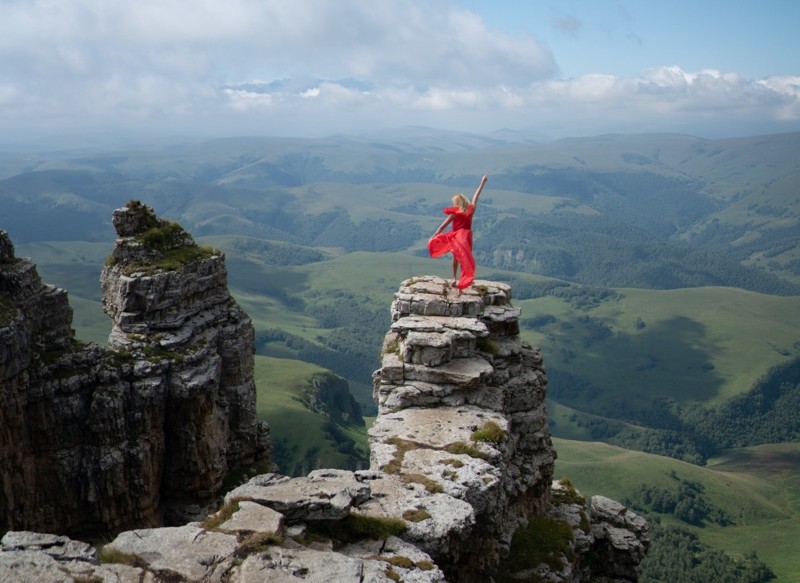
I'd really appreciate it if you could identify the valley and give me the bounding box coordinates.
[4,127,799,581]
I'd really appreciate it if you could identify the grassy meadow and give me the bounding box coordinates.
[553,438,800,582]
[517,285,800,409]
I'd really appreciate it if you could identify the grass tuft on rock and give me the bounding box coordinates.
[471,420,508,444]
[201,499,241,530]
[402,508,432,523]
[445,440,488,459]
[97,547,148,569]
[310,512,408,546]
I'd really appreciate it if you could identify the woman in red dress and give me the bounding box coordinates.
[428,174,488,292]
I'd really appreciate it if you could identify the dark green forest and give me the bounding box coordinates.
[639,522,774,583]
[548,357,800,464]
[624,472,775,582]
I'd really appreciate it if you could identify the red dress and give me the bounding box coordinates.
[428,204,476,289]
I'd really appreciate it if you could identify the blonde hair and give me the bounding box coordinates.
[452,193,469,212]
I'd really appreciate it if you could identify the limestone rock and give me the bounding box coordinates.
[106,525,239,582]
[589,496,651,581]
[217,500,284,534]
[225,469,371,522]
[237,548,364,582]
[0,531,152,583]
[354,472,476,559]
[367,276,648,582]
[368,276,558,579]
[1,265,648,583]
[0,203,269,537]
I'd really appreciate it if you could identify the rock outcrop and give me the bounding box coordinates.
[1,226,648,581]
[366,276,555,578]
[0,201,268,537]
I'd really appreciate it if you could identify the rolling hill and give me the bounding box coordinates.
[3,127,798,580]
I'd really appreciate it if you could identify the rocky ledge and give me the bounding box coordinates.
[0,274,649,582]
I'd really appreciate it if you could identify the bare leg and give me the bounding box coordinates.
[451,257,459,287]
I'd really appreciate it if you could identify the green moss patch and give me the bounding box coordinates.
[121,244,218,275]
[402,473,444,494]
[552,477,586,506]
[310,513,408,546]
[234,531,283,558]
[500,515,575,577]
[381,437,424,474]
[476,336,500,356]
[98,547,148,569]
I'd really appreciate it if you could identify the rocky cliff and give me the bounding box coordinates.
[0,272,649,582]
[0,201,268,537]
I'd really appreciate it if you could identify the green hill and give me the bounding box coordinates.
[3,130,798,285]
[254,355,369,476]
[3,129,799,579]
[554,438,800,582]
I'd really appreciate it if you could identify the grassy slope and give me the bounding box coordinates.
[553,438,800,582]
[254,355,369,475]
[518,285,800,410]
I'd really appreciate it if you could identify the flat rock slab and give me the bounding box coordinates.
[225,469,371,522]
[106,524,238,582]
[401,447,501,509]
[0,531,152,583]
[403,356,493,386]
[341,536,446,582]
[392,315,488,336]
[355,475,475,558]
[369,405,508,453]
[237,547,363,583]
[481,304,521,323]
[1,531,97,562]
[377,379,506,413]
[218,500,285,534]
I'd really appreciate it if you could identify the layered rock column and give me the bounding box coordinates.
[100,201,269,522]
[1,229,128,535]
[0,200,269,537]
[367,275,556,578]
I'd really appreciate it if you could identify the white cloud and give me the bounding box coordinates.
[0,1,797,140]
[0,0,553,84]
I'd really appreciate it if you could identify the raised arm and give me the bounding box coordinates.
[471,174,489,208]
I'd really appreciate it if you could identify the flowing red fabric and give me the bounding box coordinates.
[428,205,476,289]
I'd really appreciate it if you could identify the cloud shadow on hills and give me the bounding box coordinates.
[544,314,726,428]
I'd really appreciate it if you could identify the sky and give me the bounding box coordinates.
[1,0,798,144]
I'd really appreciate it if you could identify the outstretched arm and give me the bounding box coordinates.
[471,174,489,208]
[433,214,454,236]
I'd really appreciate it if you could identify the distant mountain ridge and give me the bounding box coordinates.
[2,128,798,468]
[1,129,798,288]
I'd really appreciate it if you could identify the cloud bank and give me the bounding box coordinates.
[1,0,798,141]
